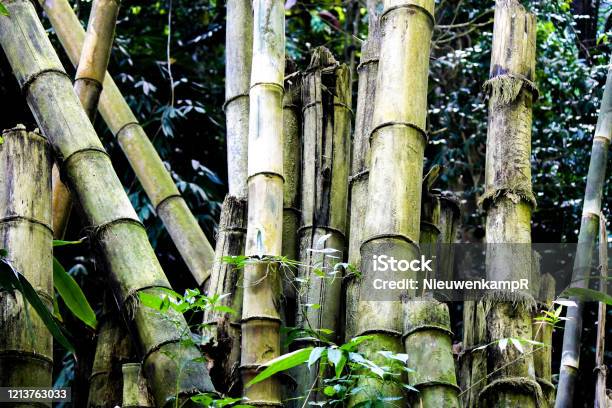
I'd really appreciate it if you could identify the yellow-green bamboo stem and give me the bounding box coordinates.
[0,127,53,399]
[345,12,381,343]
[478,1,541,406]
[88,293,137,408]
[52,0,120,239]
[294,47,350,404]
[122,363,155,408]
[38,0,214,286]
[555,58,612,408]
[240,0,285,405]
[594,216,608,408]
[533,273,555,407]
[0,2,214,405]
[350,0,435,405]
[224,0,252,199]
[202,195,247,395]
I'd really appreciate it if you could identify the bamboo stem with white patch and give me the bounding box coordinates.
[38,0,215,286]
[293,47,351,404]
[240,0,285,405]
[0,2,215,405]
[0,127,53,396]
[349,0,435,405]
[477,1,541,406]
[555,59,612,408]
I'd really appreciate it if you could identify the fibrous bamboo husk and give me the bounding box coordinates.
[0,127,53,402]
[38,0,215,287]
[0,2,214,406]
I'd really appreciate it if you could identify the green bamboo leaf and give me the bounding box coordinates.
[53,239,84,247]
[246,347,313,388]
[308,346,326,368]
[0,4,8,17]
[562,287,612,305]
[53,257,97,329]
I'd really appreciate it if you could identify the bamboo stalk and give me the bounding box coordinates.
[0,127,53,397]
[594,215,608,408]
[0,2,215,405]
[38,0,215,286]
[240,0,285,405]
[477,1,541,406]
[345,6,381,343]
[555,59,612,408]
[122,363,155,408]
[88,293,137,408]
[349,0,435,405]
[52,0,120,239]
[460,300,487,408]
[202,195,247,395]
[533,273,556,407]
[293,47,351,404]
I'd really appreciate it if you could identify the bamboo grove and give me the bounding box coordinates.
[0,0,609,407]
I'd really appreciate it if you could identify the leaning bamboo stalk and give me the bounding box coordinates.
[52,0,120,238]
[349,0,435,405]
[38,0,214,286]
[345,7,381,343]
[240,0,285,405]
[477,1,541,406]
[0,2,214,406]
[594,214,607,408]
[0,127,53,395]
[202,195,247,395]
[555,61,612,408]
[293,47,351,404]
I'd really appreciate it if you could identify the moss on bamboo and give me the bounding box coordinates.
[0,128,53,400]
[122,363,155,408]
[37,0,215,287]
[240,0,285,405]
[0,2,215,405]
[293,47,350,404]
[479,1,541,406]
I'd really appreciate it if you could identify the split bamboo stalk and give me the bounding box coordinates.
[240,0,285,405]
[0,2,215,405]
[594,214,608,408]
[477,1,541,406]
[224,0,252,199]
[281,62,302,323]
[0,127,53,396]
[88,293,137,407]
[293,47,351,404]
[555,61,612,408]
[345,2,381,342]
[202,195,247,395]
[533,273,556,407]
[52,0,120,238]
[349,0,435,405]
[122,363,155,408]
[38,0,215,286]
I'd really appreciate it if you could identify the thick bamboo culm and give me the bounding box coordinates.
[555,61,612,408]
[202,195,247,395]
[478,1,541,406]
[224,0,252,199]
[0,2,215,406]
[52,0,121,239]
[38,0,215,286]
[344,0,381,343]
[533,273,556,407]
[281,61,302,323]
[240,0,285,405]
[88,293,137,407]
[122,363,155,408]
[594,215,608,408]
[294,47,351,404]
[349,0,434,405]
[460,300,487,407]
[0,127,53,398]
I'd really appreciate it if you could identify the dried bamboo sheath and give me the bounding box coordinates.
[38,0,214,286]
[294,47,350,403]
[555,59,612,408]
[240,0,285,405]
[479,1,541,406]
[0,2,214,406]
[0,128,53,401]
